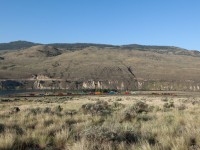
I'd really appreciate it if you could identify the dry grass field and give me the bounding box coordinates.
[0,95,200,150]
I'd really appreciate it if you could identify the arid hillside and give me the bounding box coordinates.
[1,42,200,91]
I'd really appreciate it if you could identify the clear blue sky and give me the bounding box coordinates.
[1,0,200,50]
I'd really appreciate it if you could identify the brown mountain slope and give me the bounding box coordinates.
[4,45,63,58]
[0,45,200,91]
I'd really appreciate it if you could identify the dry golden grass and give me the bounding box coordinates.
[0,95,200,150]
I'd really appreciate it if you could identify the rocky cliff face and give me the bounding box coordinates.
[1,78,200,92]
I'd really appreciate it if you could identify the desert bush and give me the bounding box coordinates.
[161,97,168,102]
[192,100,200,105]
[28,107,43,115]
[189,137,196,146]
[44,119,54,127]
[132,101,149,113]
[65,118,78,127]
[165,115,175,124]
[154,106,161,112]
[11,124,24,135]
[0,123,5,133]
[112,102,125,109]
[43,107,52,113]
[120,110,137,122]
[116,98,122,101]
[90,117,105,126]
[0,98,12,102]
[81,101,112,116]
[14,98,20,101]
[10,107,20,114]
[25,122,37,130]
[148,105,160,112]
[177,104,187,110]
[139,130,159,146]
[65,109,77,117]
[119,101,149,122]
[55,105,63,112]
[82,126,140,144]
[136,114,154,122]
[12,137,41,150]
[163,101,174,109]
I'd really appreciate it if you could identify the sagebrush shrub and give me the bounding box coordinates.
[81,101,112,116]
[0,123,5,133]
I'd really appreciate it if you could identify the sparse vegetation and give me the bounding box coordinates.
[81,100,112,116]
[1,43,200,91]
[0,95,200,150]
